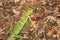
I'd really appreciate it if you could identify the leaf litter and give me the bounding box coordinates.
[0,0,60,40]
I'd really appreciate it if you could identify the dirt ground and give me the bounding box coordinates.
[0,0,60,40]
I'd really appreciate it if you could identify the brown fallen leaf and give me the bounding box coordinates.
[29,16,36,28]
[29,16,39,28]
[54,12,60,17]
[31,13,43,20]
[44,7,52,15]
[57,30,60,39]
[35,13,43,18]
[47,26,57,37]
[57,20,60,26]
[30,19,36,28]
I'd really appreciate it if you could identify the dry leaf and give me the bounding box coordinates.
[47,26,57,37]
[57,20,60,26]
[54,12,60,16]
[44,8,52,15]
[31,13,43,20]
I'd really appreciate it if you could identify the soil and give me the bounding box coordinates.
[0,0,60,40]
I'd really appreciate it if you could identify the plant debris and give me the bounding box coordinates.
[0,0,60,40]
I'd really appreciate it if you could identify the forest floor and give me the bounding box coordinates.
[0,0,60,40]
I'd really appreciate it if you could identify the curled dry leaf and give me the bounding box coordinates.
[29,19,36,28]
[43,16,56,24]
[57,20,60,26]
[44,7,52,15]
[57,30,60,39]
[29,16,38,28]
[20,0,26,5]
[31,13,43,20]
[14,0,20,3]
[27,0,37,5]
[54,12,60,17]
[47,26,57,37]
[35,13,43,18]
